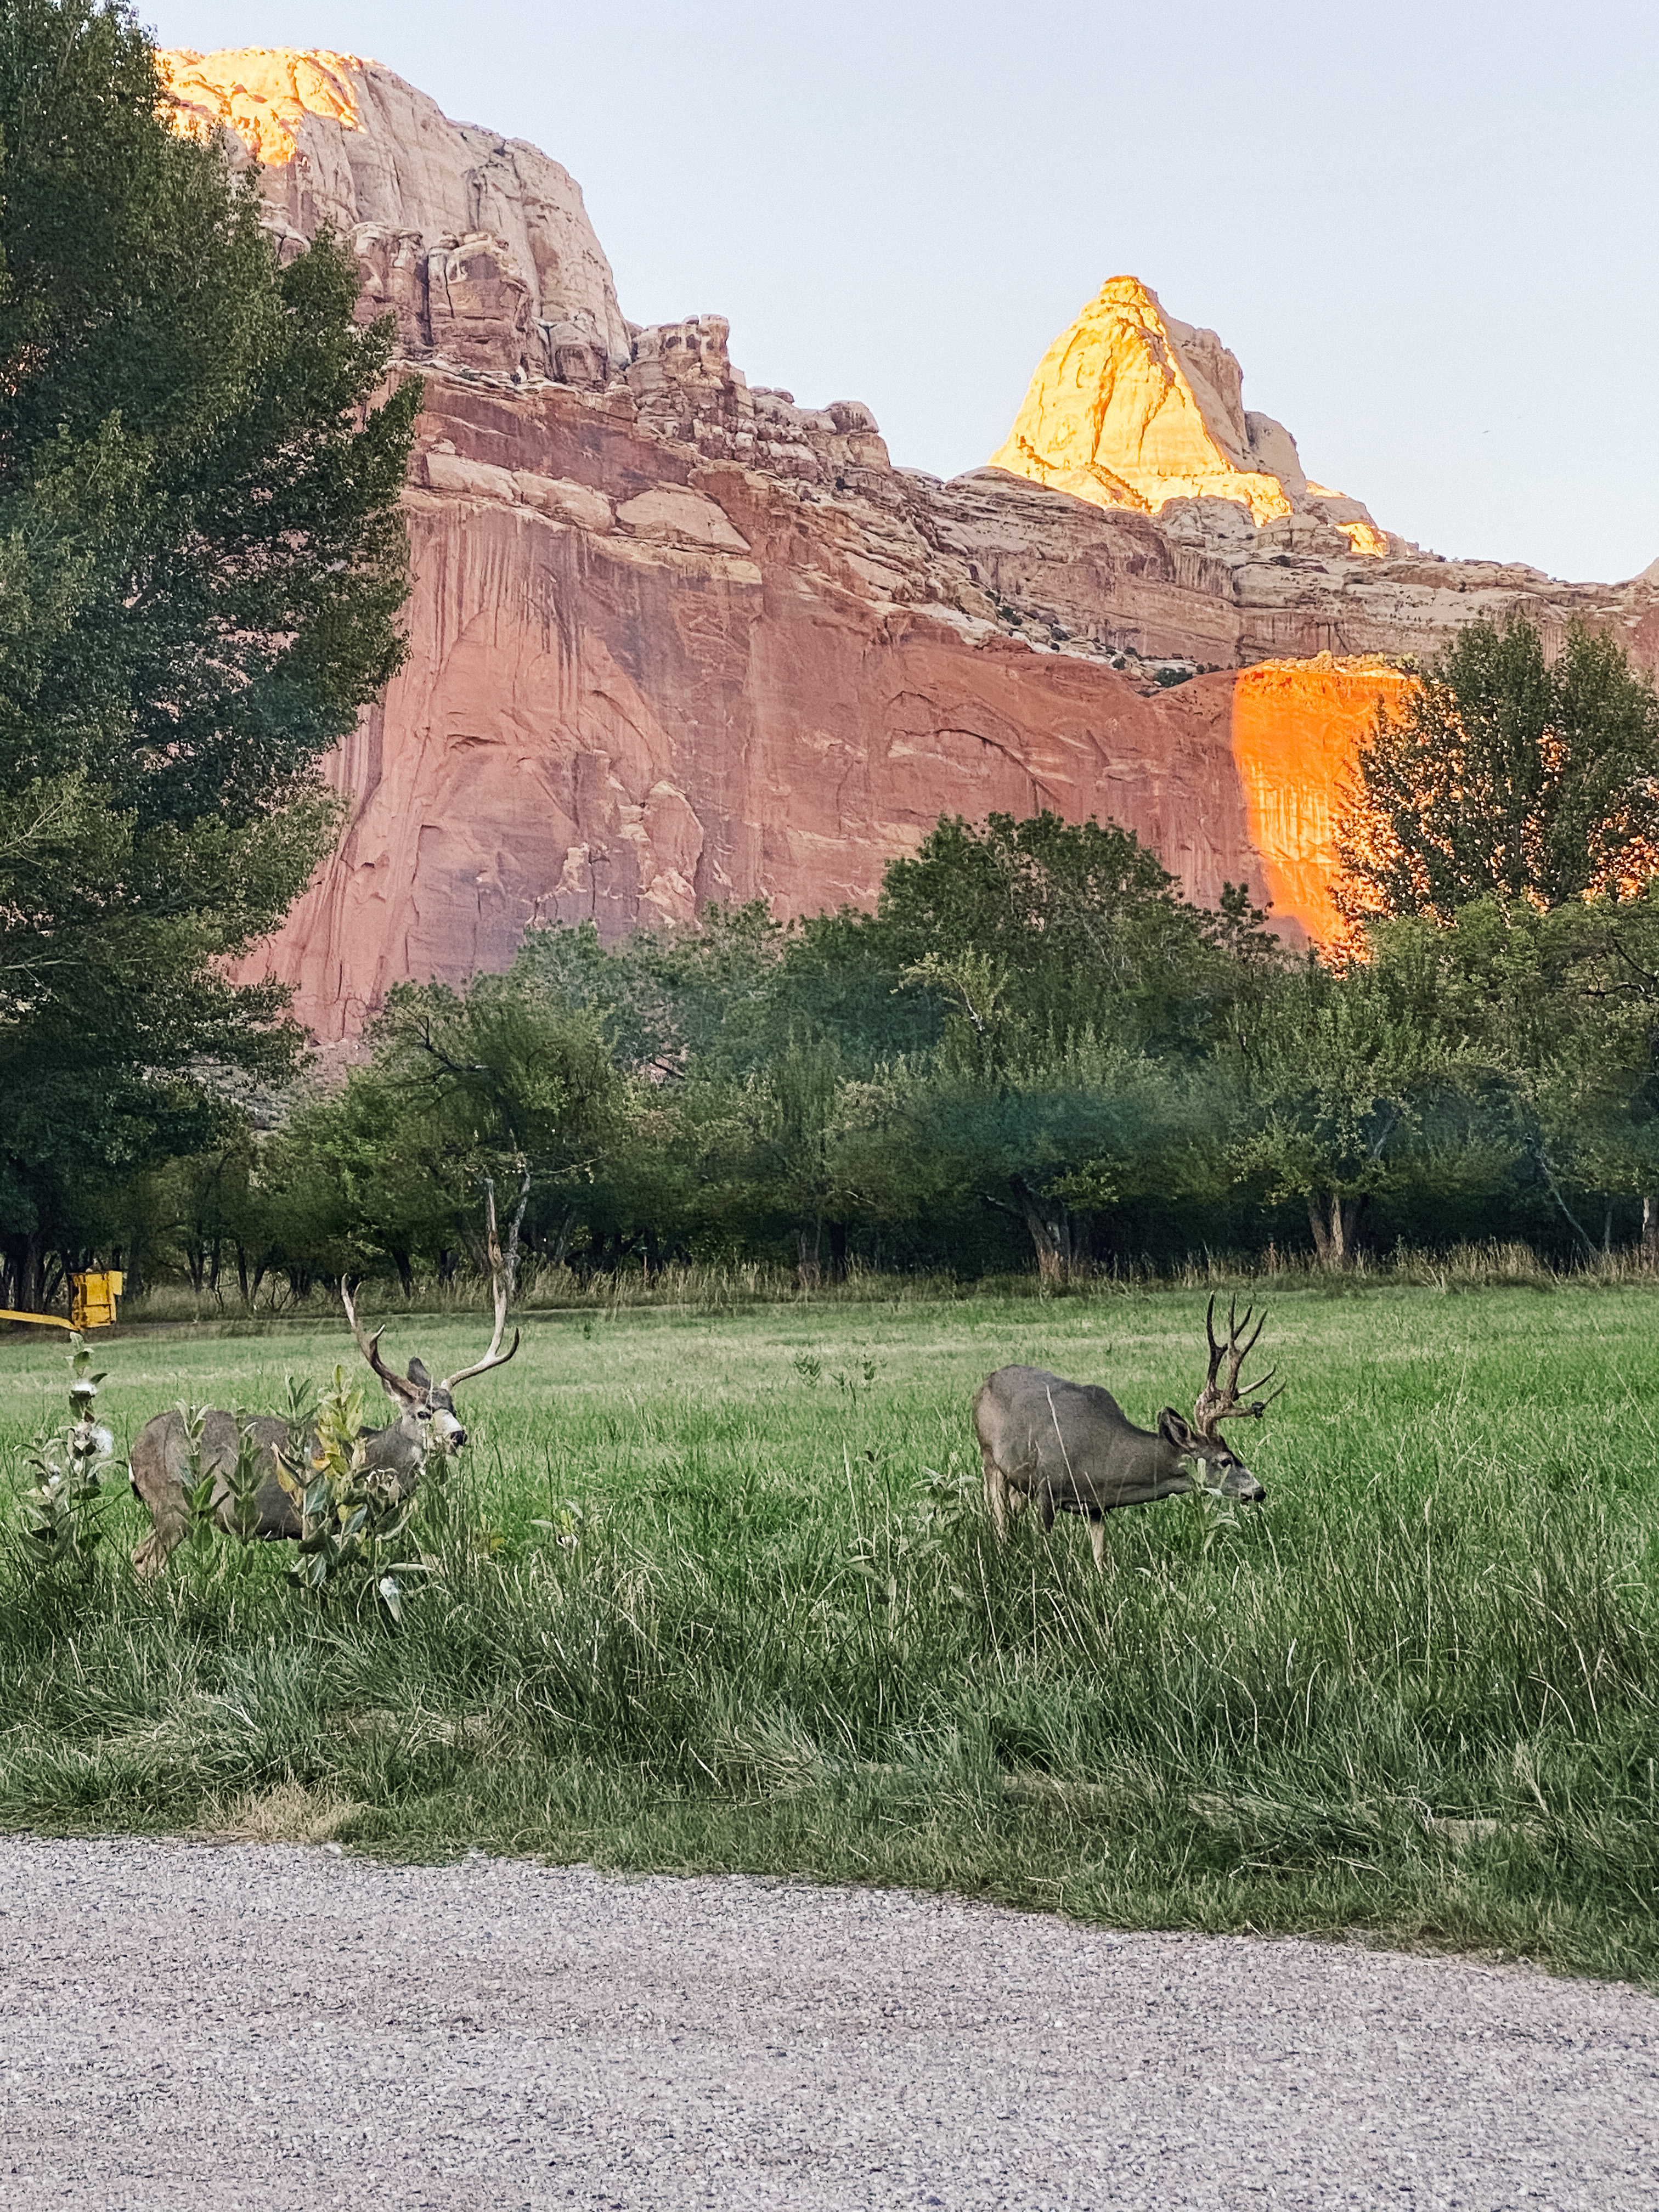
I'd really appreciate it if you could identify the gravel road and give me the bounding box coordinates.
[1,1837,1655,2209]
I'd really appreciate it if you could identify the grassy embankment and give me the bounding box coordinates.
[2,1279,1656,1982]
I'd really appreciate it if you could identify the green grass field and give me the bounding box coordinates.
[3,1280,1657,1982]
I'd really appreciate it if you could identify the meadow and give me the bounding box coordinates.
[2,1278,1657,1983]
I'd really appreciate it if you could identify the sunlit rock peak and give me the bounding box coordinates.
[989,275,1389,558]
[159,47,633,371]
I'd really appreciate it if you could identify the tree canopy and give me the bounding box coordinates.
[0,0,419,1306]
[1336,613,1659,928]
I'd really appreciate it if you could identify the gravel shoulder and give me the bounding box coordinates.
[2,1836,1655,2210]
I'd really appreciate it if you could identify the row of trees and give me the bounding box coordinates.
[48,605,1659,1295]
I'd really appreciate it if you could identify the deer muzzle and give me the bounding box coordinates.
[1218,1463,1266,1504]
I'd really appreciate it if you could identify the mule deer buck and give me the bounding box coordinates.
[973,1296,1280,1568]
[128,1192,521,1578]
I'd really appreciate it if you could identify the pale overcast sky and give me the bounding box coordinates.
[144,0,1658,584]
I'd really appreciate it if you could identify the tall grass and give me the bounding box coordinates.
[2,1285,1656,1979]
[109,1238,1657,1330]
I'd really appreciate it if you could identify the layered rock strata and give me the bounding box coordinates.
[157,49,1659,1038]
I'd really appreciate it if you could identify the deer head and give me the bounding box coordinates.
[1157,1295,1284,1504]
[339,1180,521,1458]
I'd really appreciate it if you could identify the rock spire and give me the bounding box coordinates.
[990,276,1389,558]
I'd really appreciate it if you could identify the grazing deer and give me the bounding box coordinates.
[973,1296,1280,1568]
[127,1194,521,1578]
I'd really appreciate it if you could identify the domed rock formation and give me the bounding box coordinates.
[155,50,1659,1038]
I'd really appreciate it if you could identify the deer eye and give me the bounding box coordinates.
[415,1406,432,1422]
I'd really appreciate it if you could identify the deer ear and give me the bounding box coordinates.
[406,1357,432,1390]
[1158,1407,1199,1449]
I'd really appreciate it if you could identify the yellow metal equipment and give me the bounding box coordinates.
[71,1271,123,1329]
[0,1271,123,1331]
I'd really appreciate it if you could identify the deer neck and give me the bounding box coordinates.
[1097,1431,1197,1508]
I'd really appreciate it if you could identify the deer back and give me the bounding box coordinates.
[974,1365,1187,1512]
[129,1409,302,1549]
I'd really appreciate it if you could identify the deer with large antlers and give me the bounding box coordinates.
[973,1296,1282,1569]
[127,1187,521,1578]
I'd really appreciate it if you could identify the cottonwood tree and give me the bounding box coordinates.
[366,970,632,1291]
[1334,612,1659,1259]
[846,812,1266,1275]
[0,0,418,1309]
[680,1028,912,1283]
[872,810,1222,1055]
[1392,896,1659,1261]
[1336,614,1659,929]
[1229,945,1485,1267]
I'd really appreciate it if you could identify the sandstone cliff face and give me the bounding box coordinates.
[157,50,1659,1037]
[252,377,1451,1036]
[1227,658,1414,943]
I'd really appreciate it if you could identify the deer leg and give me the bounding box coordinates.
[1036,1481,1056,1534]
[127,1424,189,1580]
[980,1445,1012,1543]
[131,1516,186,1579]
[1088,1508,1108,1573]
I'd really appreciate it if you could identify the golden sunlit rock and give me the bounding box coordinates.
[990,277,1390,557]
[1228,656,1416,946]
[160,46,365,165]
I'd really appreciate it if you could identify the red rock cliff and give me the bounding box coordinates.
[159,49,1659,1037]
[266,377,1294,1036]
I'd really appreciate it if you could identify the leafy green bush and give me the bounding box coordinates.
[11,1333,115,1572]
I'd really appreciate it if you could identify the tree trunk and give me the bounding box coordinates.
[797,1220,822,1290]
[1643,1195,1659,1268]
[1525,1140,1598,1263]
[827,1222,849,1283]
[550,1208,577,1268]
[1307,1192,1367,1268]
[5,1232,46,1313]
[503,1165,532,1299]
[1005,1173,1082,1285]
[391,1248,415,1298]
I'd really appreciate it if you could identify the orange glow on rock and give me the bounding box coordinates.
[159,48,367,165]
[1228,656,1415,945]
[1339,520,1389,558]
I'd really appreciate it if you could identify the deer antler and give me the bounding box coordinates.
[1193,1293,1284,1438]
[441,1175,522,1391]
[340,1278,420,1406]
